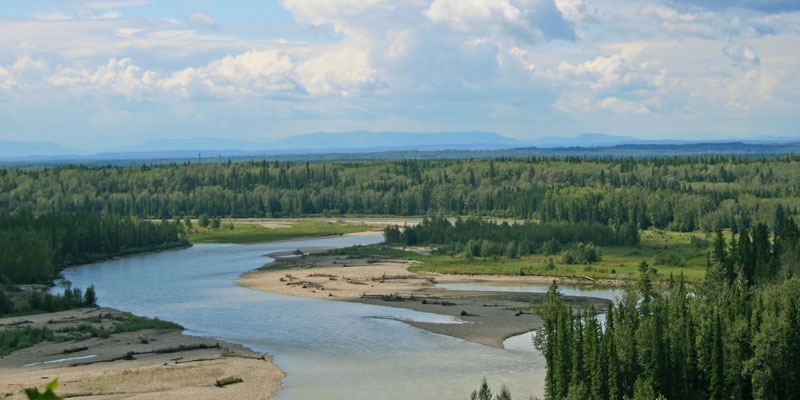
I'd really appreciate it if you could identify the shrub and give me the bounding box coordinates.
[198,214,210,228]
[541,239,562,256]
[561,243,602,264]
[654,253,686,267]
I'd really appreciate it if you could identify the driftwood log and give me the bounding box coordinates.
[215,376,244,387]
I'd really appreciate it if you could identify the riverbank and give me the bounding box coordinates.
[237,253,611,349]
[0,308,283,399]
[187,219,373,244]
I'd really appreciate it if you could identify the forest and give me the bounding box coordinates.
[1,155,799,232]
[533,217,800,400]
[384,217,639,258]
[0,212,186,285]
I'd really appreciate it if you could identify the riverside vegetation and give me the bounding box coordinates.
[1,156,799,231]
[2,154,800,399]
[533,215,800,400]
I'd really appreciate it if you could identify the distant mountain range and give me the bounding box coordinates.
[0,131,798,162]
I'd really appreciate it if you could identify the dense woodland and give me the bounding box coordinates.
[384,217,638,258]
[1,156,799,232]
[0,212,186,285]
[534,217,800,400]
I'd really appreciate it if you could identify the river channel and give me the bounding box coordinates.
[60,233,621,399]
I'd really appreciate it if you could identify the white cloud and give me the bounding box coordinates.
[554,0,598,21]
[49,58,157,97]
[81,1,151,10]
[0,56,47,92]
[280,0,394,31]
[161,50,298,97]
[598,97,650,114]
[296,47,381,96]
[186,12,217,29]
[424,0,574,43]
[554,46,667,91]
[723,39,760,66]
[38,45,382,100]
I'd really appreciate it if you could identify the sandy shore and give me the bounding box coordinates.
[0,308,283,400]
[237,254,610,348]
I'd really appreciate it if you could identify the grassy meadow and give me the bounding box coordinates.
[187,220,372,244]
[326,228,712,283]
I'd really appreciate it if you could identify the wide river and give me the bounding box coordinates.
[59,233,618,399]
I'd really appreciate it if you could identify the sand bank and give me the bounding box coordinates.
[237,254,610,348]
[0,308,283,400]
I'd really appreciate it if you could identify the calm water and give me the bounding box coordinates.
[437,283,625,302]
[60,234,547,399]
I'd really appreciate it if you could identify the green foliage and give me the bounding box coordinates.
[210,216,221,229]
[0,212,186,285]
[541,239,562,256]
[2,157,798,233]
[1,313,182,357]
[83,285,96,306]
[561,243,602,264]
[1,285,98,318]
[25,379,62,400]
[0,326,55,357]
[187,220,369,244]
[198,213,210,228]
[653,252,686,267]
[108,313,183,333]
[469,379,512,400]
[385,217,637,259]
[535,222,800,400]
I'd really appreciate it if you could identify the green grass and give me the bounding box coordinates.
[0,312,183,357]
[187,220,371,244]
[322,229,711,283]
[0,326,56,357]
[318,244,424,260]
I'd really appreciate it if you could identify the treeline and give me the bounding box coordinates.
[383,217,638,258]
[535,218,800,400]
[0,212,187,285]
[0,285,96,317]
[1,156,799,232]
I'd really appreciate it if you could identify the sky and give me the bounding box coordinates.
[0,0,799,149]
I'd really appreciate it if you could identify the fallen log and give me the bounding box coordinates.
[63,346,89,354]
[215,376,244,387]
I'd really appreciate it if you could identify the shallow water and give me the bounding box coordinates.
[440,282,627,353]
[437,282,625,302]
[60,234,548,399]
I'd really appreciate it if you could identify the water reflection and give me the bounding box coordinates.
[60,234,547,399]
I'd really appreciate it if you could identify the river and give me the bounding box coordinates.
[59,233,621,399]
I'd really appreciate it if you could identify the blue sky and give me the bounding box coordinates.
[0,0,798,149]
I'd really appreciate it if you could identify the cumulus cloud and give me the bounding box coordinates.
[723,39,761,65]
[4,0,800,141]
[161,50,299,97]
[424,0,575,43]
[0,56,47,92]
[49,58,157,97]
[281,0,394,31]
[554,48,667,91]
[186,12,217,29]
[554,0,598,21]
[38,45,382,100]
[669,0,800,13]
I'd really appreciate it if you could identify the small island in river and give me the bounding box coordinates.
[237,247,611,349]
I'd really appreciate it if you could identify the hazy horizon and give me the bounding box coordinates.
[1,1,799,149]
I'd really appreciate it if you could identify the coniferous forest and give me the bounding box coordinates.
[1,155,799,232]
[534,217,800,400]
[3,154,800,399]
[0,212,186,285]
